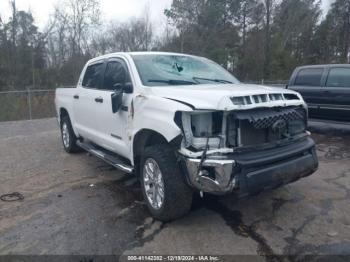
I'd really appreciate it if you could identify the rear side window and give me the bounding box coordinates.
[294,68,323,87]
[326,68,350,88]
[82,63,104,88]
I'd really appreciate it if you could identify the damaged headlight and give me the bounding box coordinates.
[191,112,223,137]
[175,111,225,150]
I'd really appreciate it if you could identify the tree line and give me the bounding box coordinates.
[0,0,349,91]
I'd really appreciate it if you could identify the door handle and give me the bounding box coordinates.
[73,95,79,99]
[95,97,104,103]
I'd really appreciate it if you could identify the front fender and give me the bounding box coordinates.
[129,94,192,163]
[132,94,192,141]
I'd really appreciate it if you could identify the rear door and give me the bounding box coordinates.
[289,67,325,117]
[319,67,350,121]
[73,60,105,143]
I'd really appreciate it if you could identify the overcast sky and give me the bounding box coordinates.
[0,0,334,29]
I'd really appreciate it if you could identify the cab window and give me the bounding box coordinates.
[326,68,350,88]
[102,60,131,90]
[295,68,323,87]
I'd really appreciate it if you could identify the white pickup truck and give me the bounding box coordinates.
[55,52,318,221]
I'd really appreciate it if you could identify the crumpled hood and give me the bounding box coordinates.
[148,84,304,111]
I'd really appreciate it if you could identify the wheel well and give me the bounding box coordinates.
[133,130,169,168]
[59,108,69,123]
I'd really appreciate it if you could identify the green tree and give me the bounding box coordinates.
[233,0,264,80]
[164,0,240,68]
[270,0,321,79]
[0,2,45,90]
[313,0,350,63]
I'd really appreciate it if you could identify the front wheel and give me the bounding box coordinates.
[140,145,193,222]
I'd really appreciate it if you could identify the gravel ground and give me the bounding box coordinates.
[0,118,350,260]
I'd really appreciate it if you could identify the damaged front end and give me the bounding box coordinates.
[175,105,318,196]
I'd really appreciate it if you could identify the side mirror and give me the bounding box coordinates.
[113,82,133,93]
[111,82,133,113]
[111,89,123,113]
[123,82,133,94]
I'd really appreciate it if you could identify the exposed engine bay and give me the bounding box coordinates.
[178,105,307,153]
[177,105,313,194]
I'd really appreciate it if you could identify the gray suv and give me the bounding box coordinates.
[287,64,350,121]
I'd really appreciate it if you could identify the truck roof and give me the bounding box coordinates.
[296,64,350,70]
[87,51,199,64]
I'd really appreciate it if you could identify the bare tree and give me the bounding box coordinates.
[103,8,154,53]
[46,0,100,66]
[343,1,350,62]
[66,0,100,55]
[263,0,277,80]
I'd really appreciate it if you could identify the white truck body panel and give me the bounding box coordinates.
[55,52,306,164]
[55,52,320,221]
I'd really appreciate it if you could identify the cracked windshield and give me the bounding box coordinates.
[132,54,240,86]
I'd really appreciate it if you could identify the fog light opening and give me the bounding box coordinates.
[200,166,216,181]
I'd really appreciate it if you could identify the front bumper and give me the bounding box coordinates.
[181,136,318,196]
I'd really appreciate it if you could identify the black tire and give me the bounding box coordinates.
[140,144,193,222]
[60,116,81,153]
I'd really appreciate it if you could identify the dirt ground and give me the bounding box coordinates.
[0,118,349,260]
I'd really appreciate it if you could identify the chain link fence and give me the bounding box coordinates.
[0,82,288,122]
[0,86,75,122]
[0,89,56,122]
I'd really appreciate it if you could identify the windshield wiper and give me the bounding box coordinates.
[148,79,197,85]
[193,77,233,84]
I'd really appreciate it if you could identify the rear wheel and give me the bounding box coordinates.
[60,116,80,153]
[140,144,193,222]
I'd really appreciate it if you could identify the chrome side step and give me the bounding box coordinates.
[77,141,134,174]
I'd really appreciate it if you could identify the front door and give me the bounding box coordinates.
[94,58,133,158]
